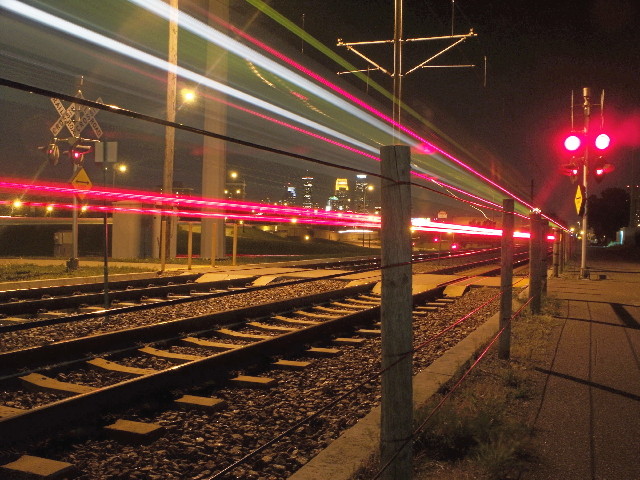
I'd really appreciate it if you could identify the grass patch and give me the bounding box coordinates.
[410,297,562,480]
[0,263,151,283]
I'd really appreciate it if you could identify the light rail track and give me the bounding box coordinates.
[0,252,530,479]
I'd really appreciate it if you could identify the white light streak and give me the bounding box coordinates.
[128,0,414,145]
[0,0,378,155]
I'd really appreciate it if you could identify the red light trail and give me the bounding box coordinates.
[1,177,538,239]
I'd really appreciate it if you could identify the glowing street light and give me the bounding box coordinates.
[181,88,196,103]
[112,163,128,187]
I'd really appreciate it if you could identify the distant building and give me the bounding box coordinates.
[301,175,315,208]
[333,178,350,211]
[279,183,297,205]
[326,195,339,211]
[354,174,371,212]
[627,183,640,227]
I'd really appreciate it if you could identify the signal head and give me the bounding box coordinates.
[594,133,610,150]
[69,144,93,164]
[564,134,582,152]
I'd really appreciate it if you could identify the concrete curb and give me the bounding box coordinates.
[288,310,501,480]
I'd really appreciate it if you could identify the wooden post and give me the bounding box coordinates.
[380,145,412,480]
[552,228,560,277]
[499,199,514,360]
[210,221,217,267]
[159,218,167,273]
[161,0,178,272]
[232,222,238,266]
[541,219,548,295]
[559,230,565,273]
[528,211,542,314]
[187,222,193,270]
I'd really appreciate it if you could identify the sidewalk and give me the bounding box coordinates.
[523,249,640,480]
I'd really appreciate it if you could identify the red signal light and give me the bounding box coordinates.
[69,145,93,164]
[564,134,582,152]
[594,133,610,150]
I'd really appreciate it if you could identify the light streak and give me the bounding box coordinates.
[1,179,539,239]
[0,1,564,227]
[127,0,539,215]
[0,0,377,157]
[0,178,382,223]
[127,0,412,144]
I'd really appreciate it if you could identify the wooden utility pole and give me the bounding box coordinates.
[528,211,543,314]
[553,228,560,277]
[380,144,412,480]
[498,198,514,360]
[232,222,238,266]
[558,229,568,273]
[541,220,548,295]
[161,0,178,272]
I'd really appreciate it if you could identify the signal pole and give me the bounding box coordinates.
[563,88,610,278]
[580,88,591,279]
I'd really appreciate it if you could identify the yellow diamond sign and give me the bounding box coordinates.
[70,167,92,199]
[575,184,585,216]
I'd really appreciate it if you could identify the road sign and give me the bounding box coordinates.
[50,93,103,139]
[575,184,585,216]
[71,167,92,200]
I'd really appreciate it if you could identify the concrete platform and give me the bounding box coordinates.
[520,252,640,480]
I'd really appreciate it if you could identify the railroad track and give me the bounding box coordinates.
[0,279,505,479]
[0,253,529,479]
[0,248,510,335]
[0,274,264,331]
[0,279,460,443]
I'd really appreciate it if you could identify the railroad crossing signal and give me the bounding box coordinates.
[50,92,103,139]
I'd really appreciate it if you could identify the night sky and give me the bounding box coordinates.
[262,0,640,222]
[1,0,639,225]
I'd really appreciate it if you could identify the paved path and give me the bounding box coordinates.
[523,250,640,480]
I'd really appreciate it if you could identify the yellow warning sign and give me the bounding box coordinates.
[575,184,585,216]
[70,167,92,199]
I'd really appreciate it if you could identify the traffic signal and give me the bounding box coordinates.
[69,144,93,164]
[38,142,60,166]
[563,132,611,154]
[561,163,580,183]
[593,157,614,183]
[564,134,582,153]
[594,133,610,150]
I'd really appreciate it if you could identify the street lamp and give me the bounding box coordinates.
[363,184,374,212]
[181,88,196,104]
[112,163,128,186]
